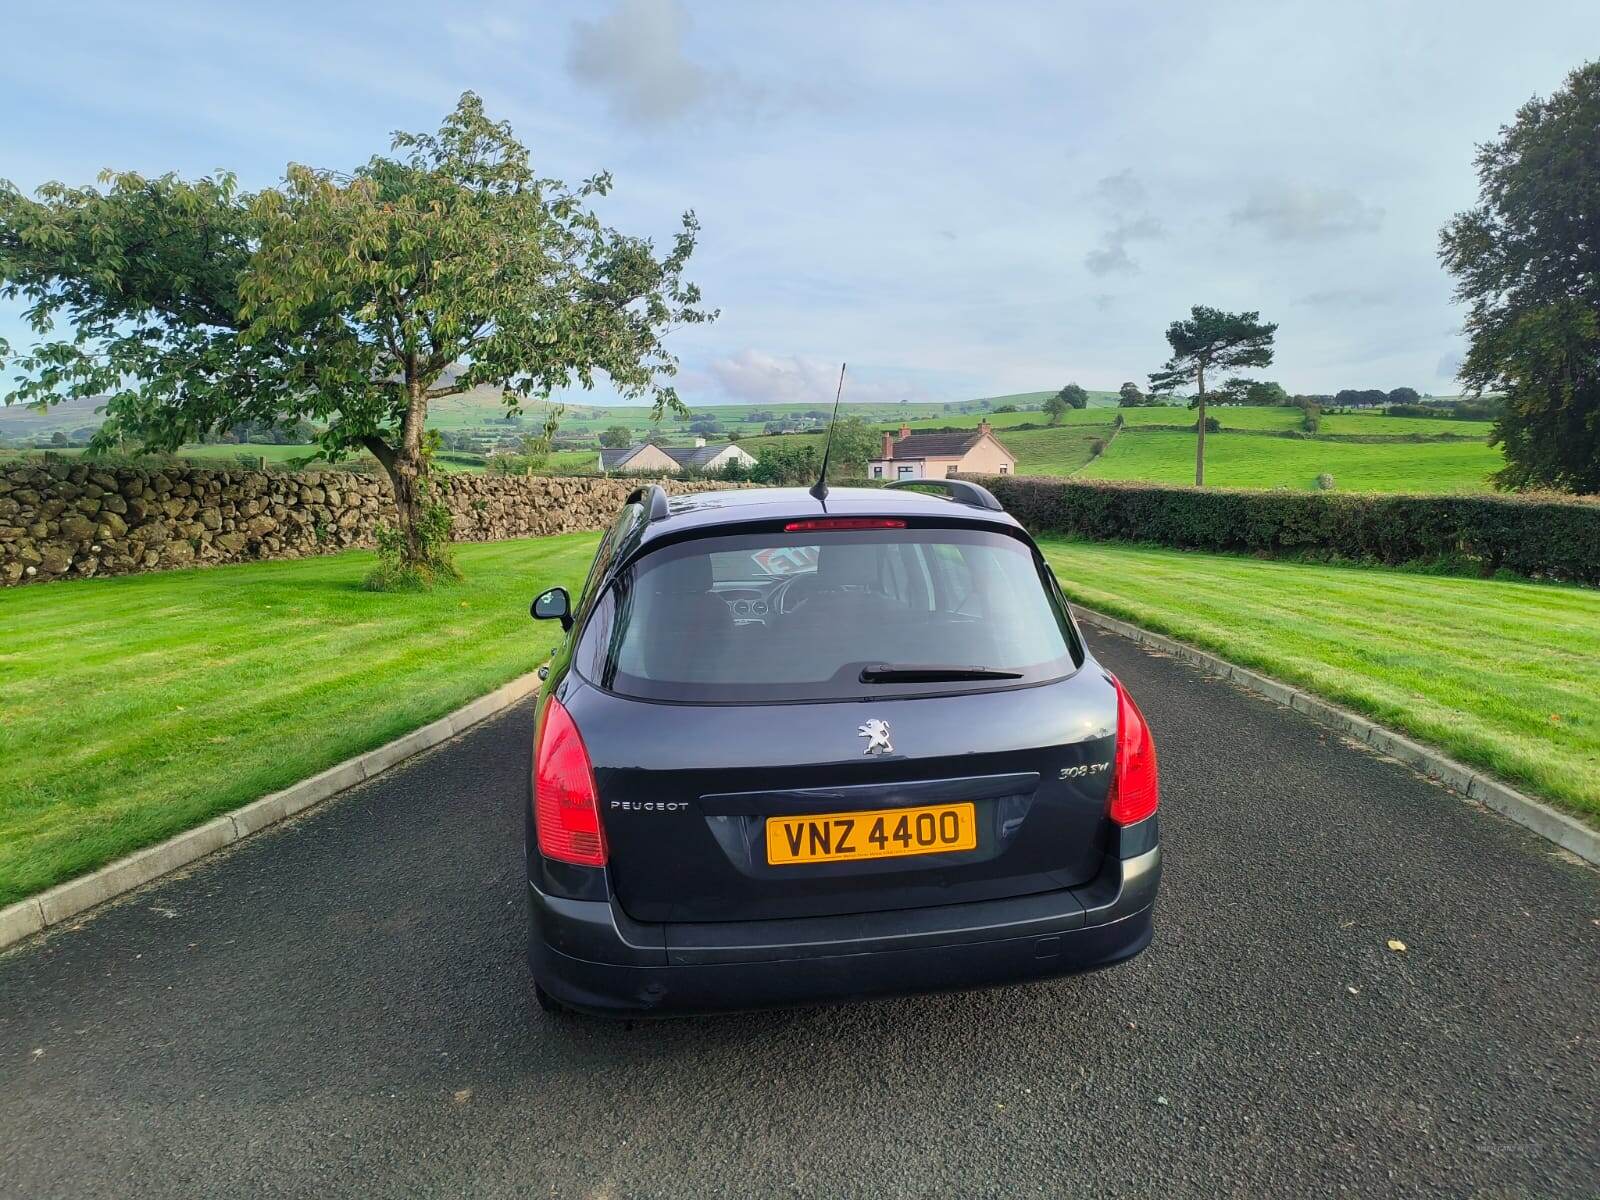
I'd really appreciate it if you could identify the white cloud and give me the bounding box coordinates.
[1296,287,1390,309]
[1085,244,1135,276]
[707,352,929,407]
[1092,168,1147,210]
[1084,174,1163,276]
[566,0,717,126]
[1230,186,1384,242]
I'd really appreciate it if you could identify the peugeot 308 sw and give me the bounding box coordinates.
[526,480,1160,1015]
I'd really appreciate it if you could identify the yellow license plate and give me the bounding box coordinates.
[766,802,977,866]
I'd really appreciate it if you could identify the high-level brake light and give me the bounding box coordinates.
[783,518,907,532]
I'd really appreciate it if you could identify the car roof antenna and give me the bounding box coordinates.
[809,362,847,504]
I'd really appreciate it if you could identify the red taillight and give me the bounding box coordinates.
[533,696,607,867]
[1107,675,1159,826]
[783,518,907,532]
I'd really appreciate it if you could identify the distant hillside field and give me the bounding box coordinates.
[423,387,1090,439]
[1078,429,1503,493]
[3,391,1508,496]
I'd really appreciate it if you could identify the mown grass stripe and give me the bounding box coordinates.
[1043,537,1599,820]
[0,534,599,905]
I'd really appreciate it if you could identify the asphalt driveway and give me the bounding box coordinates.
[2,630,1596,1198]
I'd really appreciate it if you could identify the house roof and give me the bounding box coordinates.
[661,444,735,469]
[878,430,1011,460]
[600,443,752,470]
[599,446,649,469]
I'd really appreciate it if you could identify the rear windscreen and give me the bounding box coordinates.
[574,527,1081,703]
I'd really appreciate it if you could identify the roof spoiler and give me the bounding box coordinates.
[625,483,671,524]
[884,478,1005,512]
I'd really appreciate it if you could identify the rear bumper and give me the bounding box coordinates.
[527,822,1160,1016]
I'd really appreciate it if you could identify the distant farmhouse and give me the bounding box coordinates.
[598,437,758,476]
[867,419,1016,481]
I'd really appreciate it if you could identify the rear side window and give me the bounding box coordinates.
[575,526,1081,703]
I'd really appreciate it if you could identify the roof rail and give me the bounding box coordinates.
[625,483,671,523]
[884,478,1005,512]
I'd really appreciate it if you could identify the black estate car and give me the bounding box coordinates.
[526,480,1160,1015]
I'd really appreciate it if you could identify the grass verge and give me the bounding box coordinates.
[1039,537,1600,824]
[0,533,598,906]
[1079,429,1503,492]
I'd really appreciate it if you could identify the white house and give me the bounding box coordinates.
[866,420,1018,481]
[598,437,757,476]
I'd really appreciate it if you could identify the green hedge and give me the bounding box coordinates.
[963,475,1600,585]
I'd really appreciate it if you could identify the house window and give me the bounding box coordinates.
[897,465,914,480]
[998,464,1009,474]
[945,464,958,477]
[872,465,883,478]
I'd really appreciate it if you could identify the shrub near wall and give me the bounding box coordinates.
[0,461,742,586]
[963,475,1600,586]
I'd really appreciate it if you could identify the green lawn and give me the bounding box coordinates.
[1115,406,1494,438]
[1320,412,1494,437]
[167,443,326,464]
[1040,538,1600,823]
[1079,429,1503,492]
[1118,405,1299,430]
[994,424,1117,474]
[542,449,604,473]
[0,533,599,907]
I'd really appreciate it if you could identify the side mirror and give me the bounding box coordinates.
[531,586,572,631]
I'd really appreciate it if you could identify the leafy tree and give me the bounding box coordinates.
[0,92,714,581]
[1117,381,1146,408]
[1213,376,1251,406]
[1440,63,1600,492]
[598,424,634,447]
[822,415,879,475]
[750,441,819,485]
[1214,377,1290,407]
[1044,382,1088,424]
[1387,386,1421,406]
[1148,305,1276,485]
[1334,388,1388,408]
[1244,380,1290,407]
[0,171,278,448]
[491,404,563,476]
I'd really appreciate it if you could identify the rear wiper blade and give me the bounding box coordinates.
[859,663,1025,683]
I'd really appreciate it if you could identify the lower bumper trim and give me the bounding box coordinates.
[532,904,1154,1016]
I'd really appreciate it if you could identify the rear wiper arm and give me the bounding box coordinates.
[859,663,1024,683]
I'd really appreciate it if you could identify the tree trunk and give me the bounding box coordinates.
[388,450,425,563]
[362,426,427,568]
[1194,364,1207,487]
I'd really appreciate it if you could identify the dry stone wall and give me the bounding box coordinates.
[0,461,746,586]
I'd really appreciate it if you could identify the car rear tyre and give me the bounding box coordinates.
[532,981,567,1016]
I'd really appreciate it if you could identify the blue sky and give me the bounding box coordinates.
[4,0,1598,408]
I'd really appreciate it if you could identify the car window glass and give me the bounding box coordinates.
[582,526,1079,703]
